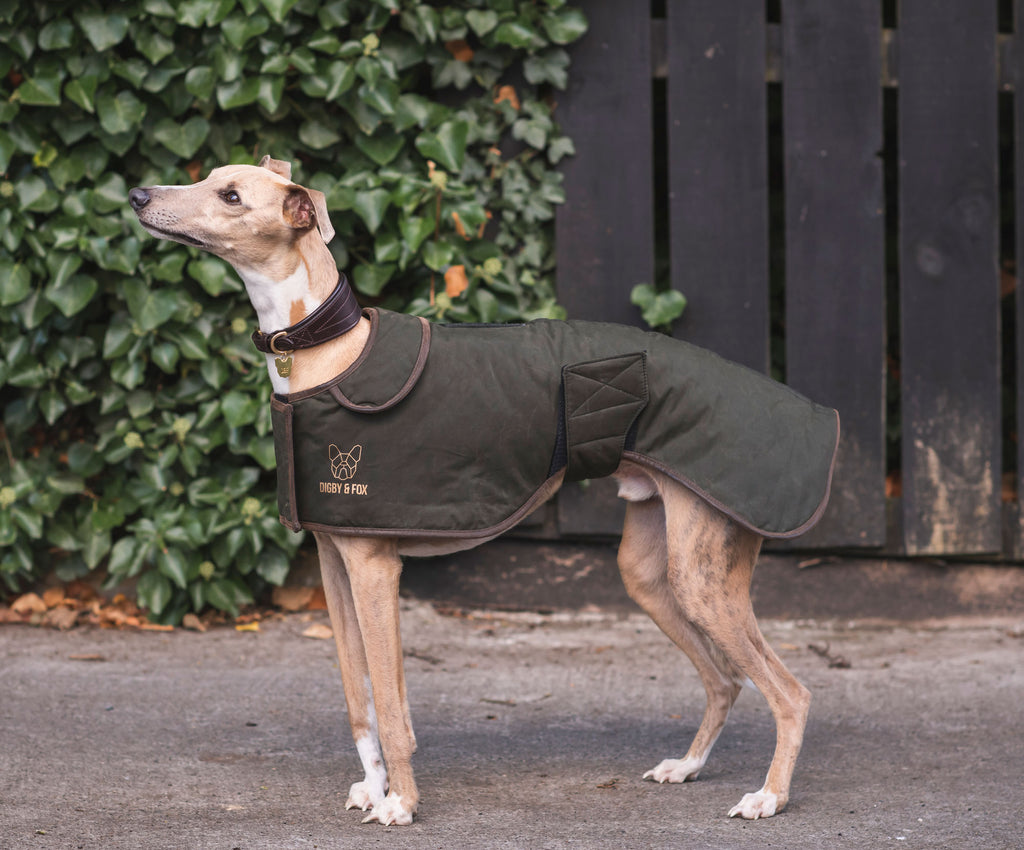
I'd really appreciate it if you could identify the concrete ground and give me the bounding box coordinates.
[2,591,1022,850]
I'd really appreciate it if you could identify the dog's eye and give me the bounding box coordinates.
[220,189,241,205]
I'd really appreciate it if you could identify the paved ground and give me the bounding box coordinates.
[2,597,1022,850]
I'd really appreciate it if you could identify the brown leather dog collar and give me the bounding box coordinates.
[251,273,362,355]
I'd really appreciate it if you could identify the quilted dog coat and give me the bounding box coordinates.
[271,309,839,539]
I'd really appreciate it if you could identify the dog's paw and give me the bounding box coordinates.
[345,780,385,813]
[361,792,415,826]
[728,788,780,820]
[643,756,704,784]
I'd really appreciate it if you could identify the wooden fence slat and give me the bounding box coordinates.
[781,0,886,548]
[555,1,653,535]
[667,0,769,372]
[1017,0,1024,558]
[554,1,653,325]
[899,0,1001,555]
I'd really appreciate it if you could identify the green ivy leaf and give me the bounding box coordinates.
[97,90,146,135]
[400,214,435,253]
[354,131,404,166]
[220,390,260,427]
[415,119,469,173]
[152,116,210,159]
[351,188,391,233]
[260,0,300,24]
[493,21,544,50]
[541,8,588,44]
[65,76,99,113]
[465,9,498,36]
[353,263,395,296]
[14,74,63,107]
[184,66,217,101]
[0,258,32,306]
[298,119,342,150]
[220,12,271,49]
[422,239,455,272]
[137,569,173,615]
[188,256,234,296]
[76,11,129,51]
[217,77,262,110]
[524,49,571,90]
[45,274,98,318]
[16,175,59,213]
[630,283,688,329]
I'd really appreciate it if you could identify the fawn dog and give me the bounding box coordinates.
[129,157,829,826]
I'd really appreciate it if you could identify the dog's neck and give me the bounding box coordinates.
[236,231,370,395]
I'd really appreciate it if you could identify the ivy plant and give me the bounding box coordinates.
[0,0,586,622]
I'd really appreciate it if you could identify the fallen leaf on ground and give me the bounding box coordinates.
[302,623,334,640]
[42,587,66,608]
[235,622,260,632]
[11,593,46,616]
[42,607,80,631]
[182,613,206,632]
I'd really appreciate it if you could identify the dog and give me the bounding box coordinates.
[129,156,836,826]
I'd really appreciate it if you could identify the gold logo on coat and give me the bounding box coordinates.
[320,444,368,495]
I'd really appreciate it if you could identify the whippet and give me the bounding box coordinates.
[129,157,835,826]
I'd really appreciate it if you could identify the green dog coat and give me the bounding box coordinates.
[271,308,839,539]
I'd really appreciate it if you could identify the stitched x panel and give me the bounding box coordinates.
[563,353,649,481]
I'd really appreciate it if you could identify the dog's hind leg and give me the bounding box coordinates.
[326,535,419,826]
[660,486,811,820]
[314,533,389,814]
[616,491,743,785]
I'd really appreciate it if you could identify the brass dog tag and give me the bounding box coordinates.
[275,355,293,378]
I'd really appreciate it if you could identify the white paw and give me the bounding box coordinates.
[728,789,779,820]
[643,756,704,784]
[361,792,415,826]
[345,780,385,813]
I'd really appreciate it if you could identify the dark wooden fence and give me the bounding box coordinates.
[550,1,1022,558]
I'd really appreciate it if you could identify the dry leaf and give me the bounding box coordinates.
[444,39,474,62]
[140,622,174,632]
[42,607,80,631]
[11,593,46,616]
[493,85,520,110]
[42,586,66,608]
[272,586,315,612]
[451,210,469,240]
[182,613,206,632]
[306,586,328,611]
[235,622,260,632]
[444,264,469,298]
[477,210,492,238]
[0,606,21,624]
[302,623,334,640]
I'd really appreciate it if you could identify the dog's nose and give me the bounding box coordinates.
[128,187,150,211]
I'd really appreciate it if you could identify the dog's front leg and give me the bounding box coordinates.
[328,535,418,826]
[315,533,389,813]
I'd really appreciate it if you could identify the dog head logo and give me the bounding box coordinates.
[329,444,362,481]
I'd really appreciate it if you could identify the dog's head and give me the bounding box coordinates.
[128,156,334,276]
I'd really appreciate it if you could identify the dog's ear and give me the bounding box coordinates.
[259,155,292,180]
[283,186,336,244]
